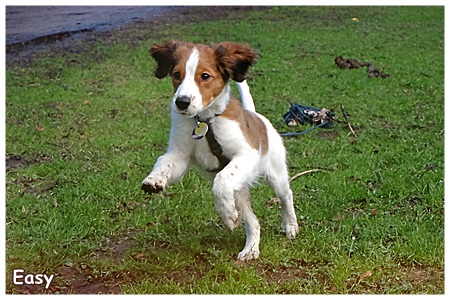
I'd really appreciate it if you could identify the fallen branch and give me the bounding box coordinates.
[340,103,356,137]
[289,169,321,182]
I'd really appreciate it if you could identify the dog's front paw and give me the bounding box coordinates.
[141,176,166,194]
[282,222,299,239]
[237,247,259,261]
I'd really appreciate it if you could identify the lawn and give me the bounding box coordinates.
[4,6,444,294]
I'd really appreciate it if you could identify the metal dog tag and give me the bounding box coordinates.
[192,122,209,140]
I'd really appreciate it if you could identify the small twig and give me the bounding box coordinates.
[62,127,74,139]
[289,168,321,182]
[266,169,323,207]
[340,103,356,137]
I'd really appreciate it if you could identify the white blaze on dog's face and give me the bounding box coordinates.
[170,46,228,116]
[172,48,201,115]
[149,41,256,117]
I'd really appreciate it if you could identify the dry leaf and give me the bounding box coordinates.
[83,100,90,105]
[133,253,145,260]
[49,285,60,292]
[265,197,279,207]
[233,259,244,266]
[37,123,45,131]
[360,270,372,281]
[53,198,59,207]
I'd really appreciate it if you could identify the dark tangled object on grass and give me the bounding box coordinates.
[280,103,336,137]
[334,55,390,78]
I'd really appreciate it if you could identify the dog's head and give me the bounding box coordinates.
[149,40,257,116]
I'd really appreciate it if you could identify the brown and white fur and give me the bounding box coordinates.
[141,40,299,260]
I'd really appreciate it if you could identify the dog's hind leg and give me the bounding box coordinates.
[212,154,261,259]
[267,159,299,239]
[234,187,260,260]
[212,155,258,231]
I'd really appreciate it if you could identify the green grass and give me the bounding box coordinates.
[5,6,444,294]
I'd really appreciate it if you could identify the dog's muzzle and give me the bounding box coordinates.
[175,96,191,110]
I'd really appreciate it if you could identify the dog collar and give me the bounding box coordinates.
[192,114,230,172]
[194,112,221,123]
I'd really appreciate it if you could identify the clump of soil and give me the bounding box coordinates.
[334,55,390,78]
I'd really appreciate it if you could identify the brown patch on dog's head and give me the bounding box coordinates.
[192,44,230,108]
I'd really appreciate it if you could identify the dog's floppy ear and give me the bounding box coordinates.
[214,42,257,82]
[149,40,180,79]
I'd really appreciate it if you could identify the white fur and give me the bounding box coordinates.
[172,48,204,116]
[142,48,299,260]
[236,80,255,112]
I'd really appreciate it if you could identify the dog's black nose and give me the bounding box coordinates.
[175,96,191,110]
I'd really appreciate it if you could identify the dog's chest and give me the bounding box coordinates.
[191,138,222,171]
[191,117,253,170]
[190,118,239,172]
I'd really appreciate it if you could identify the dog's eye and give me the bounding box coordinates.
[172,71,181,80]
[201,73,210,81]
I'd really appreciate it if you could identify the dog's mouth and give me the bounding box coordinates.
[175,109,196,118]
[173,103,206,119]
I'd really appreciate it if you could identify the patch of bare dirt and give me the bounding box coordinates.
[162,262,207,284]
[6,153,59,198]
[233,258,443,294]
[54,265,123,294]
[48,229,205,294]
[5,155,28,171]
[251,258,336,293]
[315,130,339,140]
[96,239,135,263]
[402,266,443,286]
[6,153,52,172]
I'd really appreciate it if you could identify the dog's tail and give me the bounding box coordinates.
[236,80,256,112]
